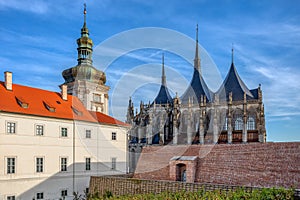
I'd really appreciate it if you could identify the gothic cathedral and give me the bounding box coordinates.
[126,26,267,172]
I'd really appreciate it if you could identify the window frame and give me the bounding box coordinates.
[36,192,44,200]
[61,189,68,198]
[6,157,16,174]
[247,115,256,130]
[35,124,44,136]
[86,129,91,139]
[85,157,91,171]
[111,157,117,170]
[60,127,68,138]
[6,121,16,134]
[6,195,16,200]
[36,157,44,173]
[60,157,68,172]
[112,132,117,140]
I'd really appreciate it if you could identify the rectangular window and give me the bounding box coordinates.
[36,192,44,200]
[61,189,68,197]
[93,94,101,102]
[85,188,89,194]
[61,127,68,137]
[36,157,44,173]
[7,196,15,200]
[85,158,91,171]
[7,157,15,174]
[86,130,91,138]
[36,125,44,136]
[111,157,116,170]
[112,132,117,140]
[60,157,67,172]
[7,122,16,134]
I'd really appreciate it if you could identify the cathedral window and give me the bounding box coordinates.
[247,115,256,130]
[223,117,228,130]
[233,112,243,131]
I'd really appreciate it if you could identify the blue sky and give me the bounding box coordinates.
[0,0,299,142]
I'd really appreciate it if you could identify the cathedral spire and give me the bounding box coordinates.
[77,3,93,65]
[162,53,166,86]
[231,43,234,64]
[194,24,201,73]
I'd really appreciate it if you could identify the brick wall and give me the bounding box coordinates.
[89,176,263,197]
[134,142,300,189]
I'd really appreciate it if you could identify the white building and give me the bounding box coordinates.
[0,5,129,200]
[0,72,129,200]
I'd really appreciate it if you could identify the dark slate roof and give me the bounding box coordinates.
[181,68,212,104]
[153,85,173,104]
[217,62,256,101]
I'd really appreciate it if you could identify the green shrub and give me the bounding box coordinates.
[88,187,295,200]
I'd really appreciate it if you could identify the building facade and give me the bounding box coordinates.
[127,26,266,172]
[0,6,128,200]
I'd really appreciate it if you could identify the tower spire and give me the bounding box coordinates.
[231,43,234,64]
[77,3,93,65]
[81,3,89,37]
[162,53,166,86]
[194,24,201,73]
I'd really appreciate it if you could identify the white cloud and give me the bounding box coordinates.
[0,0,49,14]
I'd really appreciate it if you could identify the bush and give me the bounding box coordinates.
[88,187,295,200]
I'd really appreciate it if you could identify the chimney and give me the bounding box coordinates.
[61,84,68,101]
[4,71,13,90]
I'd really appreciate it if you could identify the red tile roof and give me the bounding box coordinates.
[0,81,128,126]
[89,111,129,126]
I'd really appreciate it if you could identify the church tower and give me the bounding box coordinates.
[62,4,109,114]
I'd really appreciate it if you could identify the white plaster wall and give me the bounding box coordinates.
[0,112,128,200]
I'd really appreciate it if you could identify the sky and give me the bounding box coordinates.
[0,0,299,142]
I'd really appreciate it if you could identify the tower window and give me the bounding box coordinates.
[93,94,101,102]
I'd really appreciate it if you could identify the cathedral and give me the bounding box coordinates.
[126,26,267,172]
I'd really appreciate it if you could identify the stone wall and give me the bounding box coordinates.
[134,142,300,189]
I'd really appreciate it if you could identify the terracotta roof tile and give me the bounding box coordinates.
[0,81,127,126]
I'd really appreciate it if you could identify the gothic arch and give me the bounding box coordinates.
[232,108,243,131]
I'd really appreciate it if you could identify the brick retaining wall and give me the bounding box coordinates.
[134,142,300,188]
